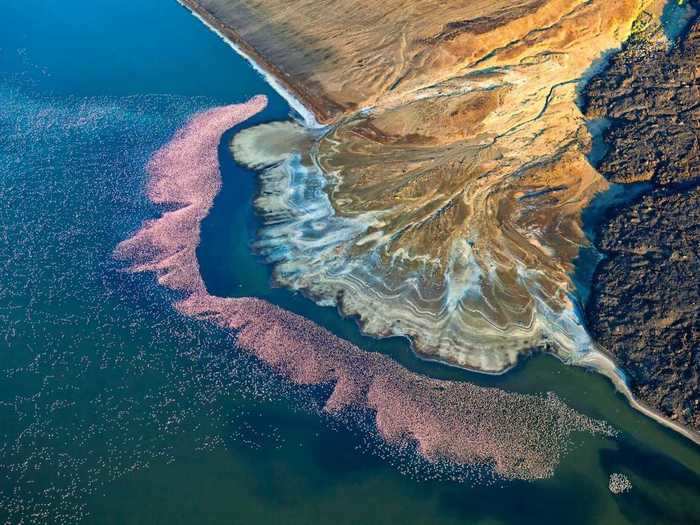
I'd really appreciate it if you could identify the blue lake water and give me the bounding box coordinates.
[1,1,699,524]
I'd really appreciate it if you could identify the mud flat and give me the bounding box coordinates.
[582,4,700,434]
[177,0,322,127]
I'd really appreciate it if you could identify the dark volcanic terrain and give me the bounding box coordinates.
[584,7,700,431]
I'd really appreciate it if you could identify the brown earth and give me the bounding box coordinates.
[583,9,700,431]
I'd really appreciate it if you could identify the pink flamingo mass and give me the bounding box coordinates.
[115,96,612,481]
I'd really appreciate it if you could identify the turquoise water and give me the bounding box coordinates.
[1,1,699,524]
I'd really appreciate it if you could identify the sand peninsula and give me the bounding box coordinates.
[176,0,699,441]
[181,0,655,370]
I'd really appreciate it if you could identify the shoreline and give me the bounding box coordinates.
[580,349,700,446]
[176,0,326,128]
[177,0,700,447]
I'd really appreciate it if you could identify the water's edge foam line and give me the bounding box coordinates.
[581,349,700,445]
[176,0,323,129]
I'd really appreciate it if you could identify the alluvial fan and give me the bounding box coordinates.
[197,0,658,372]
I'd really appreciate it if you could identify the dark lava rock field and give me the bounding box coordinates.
[583,6,700,431]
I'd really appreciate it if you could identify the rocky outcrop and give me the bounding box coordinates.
[584,9,699,186]
[584,7,700,430]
